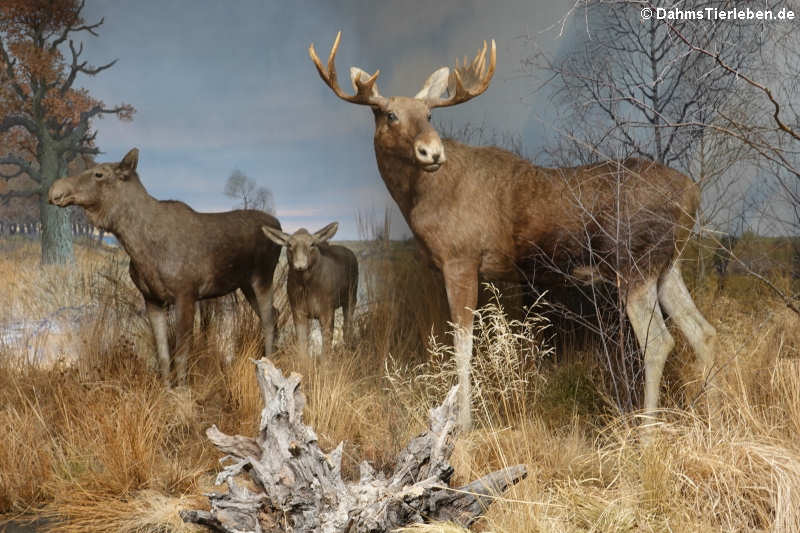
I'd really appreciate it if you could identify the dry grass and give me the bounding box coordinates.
[2,237,800,532]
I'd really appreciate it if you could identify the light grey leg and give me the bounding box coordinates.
[626,278,675,418]
[320,310,334,358]
[146,300,171,386]
[244,281,277,358]
[293,309,310,358]
[658,263,718,410]
[252,282,276,358]
[442,260,479,431]
[342,305,354,347]
[174,294,195,386]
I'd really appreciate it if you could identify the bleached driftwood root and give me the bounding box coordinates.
[181,359,527,532]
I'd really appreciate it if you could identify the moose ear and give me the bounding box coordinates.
[118,148,139,176]
[313,221,339,243]
[415,67,450,100]
[262,225,290,246]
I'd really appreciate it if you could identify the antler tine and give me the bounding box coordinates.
[309,31,384,106]
[326,30,342,79]
[353,69,381,96]
[428,39,496,109]
[308,31,343,98]
[473,41,487,75]
[309,39,327,82]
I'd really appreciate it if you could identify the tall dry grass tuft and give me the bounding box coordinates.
[387,284,552,429]
[0,394,54,513]
[42,490,208,533]
[0,242,252,528]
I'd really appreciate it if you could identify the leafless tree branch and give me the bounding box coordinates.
[0,154,40,182]
[50,1,103,49]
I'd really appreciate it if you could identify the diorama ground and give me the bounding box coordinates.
[1,236,800,532]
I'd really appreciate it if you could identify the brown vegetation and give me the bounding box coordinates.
[0,236,799,532]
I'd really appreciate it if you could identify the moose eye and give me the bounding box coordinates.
[387,111,398,122]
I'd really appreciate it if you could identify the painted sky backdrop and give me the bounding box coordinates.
[77,0,578,238]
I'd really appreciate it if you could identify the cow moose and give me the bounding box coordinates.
[48,148,282,385]
[262,222,358,358]
[309,32,717,429]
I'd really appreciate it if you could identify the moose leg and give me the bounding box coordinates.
[248,280,276,358]
[342,301,355,346]
[146,300,171,385]
[442,260,479,431]
[174,294,196,386]
[658,263,718,410]
[319,309,335,357]
[241,285,262,323]
[293,309,310,358]
[342,295,355,347]
[626,278,675,420]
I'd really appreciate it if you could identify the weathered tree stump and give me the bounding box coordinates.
[181,359,527,533]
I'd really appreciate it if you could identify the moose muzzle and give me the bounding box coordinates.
[48,179,73,207]
[414,131,446,172]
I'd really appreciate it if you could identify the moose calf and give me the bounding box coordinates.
[262,222,358,357]
[48,148,282,385]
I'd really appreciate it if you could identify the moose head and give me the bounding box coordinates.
[309,32,495,173]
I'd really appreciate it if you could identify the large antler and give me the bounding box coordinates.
[309,31,387,107]
[427,39,497,109]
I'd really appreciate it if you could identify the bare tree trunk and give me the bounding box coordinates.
[39,140,74,265]
[181,359,526,533]
[40,197,73,263]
